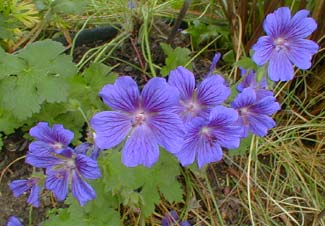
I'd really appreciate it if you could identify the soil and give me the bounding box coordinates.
[0,134,48,226]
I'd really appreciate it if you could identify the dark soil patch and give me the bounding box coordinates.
[0,134,49,226]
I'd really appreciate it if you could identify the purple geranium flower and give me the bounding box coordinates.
[25,122,101,206]
[7,216,23,226]
[9,178,41,207]
[252,7,319,81]
[162,211,191,226]
[237,68,273,98]
[90,76,184,168]
[43,147,101,206]
[29,122,74,152]
[168,66,230,122]
[176,106,242,168]
[231,87,281,137]
[26,122,74,168]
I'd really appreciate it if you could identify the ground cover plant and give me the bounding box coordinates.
[0,0,324,225]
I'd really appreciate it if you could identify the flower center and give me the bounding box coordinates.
[65,158,76,170]
[200,126,216,147]
[274,37,288,52]
[201,126,210,135]
[51,142,63,150]
[183,100,201,117]
[238,107,248,116]
[132,112,146,127]
[237,108,250,125]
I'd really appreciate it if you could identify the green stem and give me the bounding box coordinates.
[204,169,225,226]
[247,135,256,226]
[78,107,89,127]
[70,17,92,57]
[141,8,156,77]
[29,205,33,226]
[181,168,193,218]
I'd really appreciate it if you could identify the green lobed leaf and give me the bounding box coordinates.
[67,63,117,118]
[0,40,76,121]
[101,149,183,217]
[17,39,66,67]
[0,76,40,120]
[47,54,77,77]
[0,72,70,120]
[234,56,257,70]
[83,63,117,90]
[222,50,235,64]
[0,47,26,79]
[36,75,69,103]
[186,20,229,48]
[53,111,85,144]
[0,108,21,133]
[43,183,120,226]
[160,43,192,76]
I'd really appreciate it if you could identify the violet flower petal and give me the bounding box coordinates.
[27,185,41,207]
[45,169,69,201]
[208,106,242,149]
[147,112,184,154]
[176,118,205,167]
[90,111,132,149]
[197,75,230,106]
[29,122,73,146]
[7,216,23,226]
[263,7,291,37]
[71,171,96,206]
[287,39,319,70]
[141,77,179,112]
[268,51,294,81]
[26,142,63,168]
[74,142,91,155]
[168,66,195,100]
[9,179,29,197]
[287,10,317,39]
[247,114,276,137]
[99,76,140,112]
[122,125,159,167]
[161,210,179,226]
[252,36,274,65]
[75,154,101,179]
[207,52,221,76]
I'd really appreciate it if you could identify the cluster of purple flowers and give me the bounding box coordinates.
[91,56,280,169]
[9,122,101,209]
[91,6,319,169]
[231,69,280,137]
